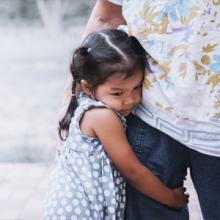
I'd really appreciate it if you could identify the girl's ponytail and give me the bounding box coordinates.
[58,47,92,140]
[58,76,78,141]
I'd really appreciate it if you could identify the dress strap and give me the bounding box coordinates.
[73,92,126,131]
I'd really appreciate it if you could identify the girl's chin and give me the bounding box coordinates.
[121,111,131,117]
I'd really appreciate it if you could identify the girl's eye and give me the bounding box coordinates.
[111,91,123,96]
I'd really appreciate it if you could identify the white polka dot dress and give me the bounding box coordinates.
[43,93,126,220]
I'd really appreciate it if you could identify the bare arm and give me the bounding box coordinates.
[83,108,188,209]
[82,0,126,38]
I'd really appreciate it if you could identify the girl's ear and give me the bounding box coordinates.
[80,79,92,96]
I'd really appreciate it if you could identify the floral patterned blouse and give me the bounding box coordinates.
[108,0,220,156]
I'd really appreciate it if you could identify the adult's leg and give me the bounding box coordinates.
[189,149,220,220]
[125,114,189,220]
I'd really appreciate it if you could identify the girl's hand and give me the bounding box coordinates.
[168,187,189,209]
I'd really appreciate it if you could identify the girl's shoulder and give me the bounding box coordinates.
[76,93,126,138]
[81,107,125,138]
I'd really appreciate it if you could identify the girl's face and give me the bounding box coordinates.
[93,71,144,117]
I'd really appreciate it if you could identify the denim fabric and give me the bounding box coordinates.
[125,114,220,220]
[190,151,220,220]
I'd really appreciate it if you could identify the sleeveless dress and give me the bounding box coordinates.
[43,93,126,220]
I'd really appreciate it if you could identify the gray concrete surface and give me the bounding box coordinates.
[0,163,203,220]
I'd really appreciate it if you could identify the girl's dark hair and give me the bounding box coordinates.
[59,29,148,140]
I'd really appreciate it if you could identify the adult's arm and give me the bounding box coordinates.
[82,0,126,39]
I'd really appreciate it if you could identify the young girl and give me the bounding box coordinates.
[44,29,188,220]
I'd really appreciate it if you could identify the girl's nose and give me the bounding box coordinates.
[124,95,135,106]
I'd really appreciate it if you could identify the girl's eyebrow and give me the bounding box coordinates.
[110,78,143,91]
[110,88,124,91]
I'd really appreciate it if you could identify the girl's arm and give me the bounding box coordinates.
[82,108,188,209]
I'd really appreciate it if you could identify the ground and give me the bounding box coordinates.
[0,163,203,220]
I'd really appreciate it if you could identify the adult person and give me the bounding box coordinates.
[62,1,220,219]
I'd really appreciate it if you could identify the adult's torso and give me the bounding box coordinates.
[109,0,220,156]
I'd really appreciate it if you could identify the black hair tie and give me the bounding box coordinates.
[80,47,91,56]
